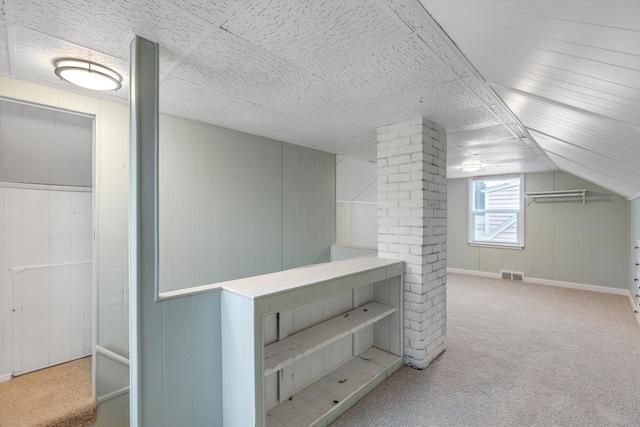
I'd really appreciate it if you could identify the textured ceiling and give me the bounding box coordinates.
[1,0,634,198]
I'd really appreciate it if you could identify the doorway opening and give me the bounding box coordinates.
[0,98,94,400]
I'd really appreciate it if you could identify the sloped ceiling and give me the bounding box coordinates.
[0,1,636,198]
[423,0,640,199]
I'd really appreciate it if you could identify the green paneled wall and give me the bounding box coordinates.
[630,198,640,304]
[448,172,629,289]
[160,115,335,292]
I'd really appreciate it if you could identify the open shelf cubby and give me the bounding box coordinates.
[221,256,405,427]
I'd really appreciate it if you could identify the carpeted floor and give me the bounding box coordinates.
[332,273,640,427]
[0,356,96,427]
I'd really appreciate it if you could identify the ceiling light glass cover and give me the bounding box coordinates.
[460,162,482,172]
[54,59,122,91]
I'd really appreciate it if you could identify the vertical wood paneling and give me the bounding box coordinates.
[250,138,260,277]
[0,189,21,377]
[175,118,197,290]
[49,191,72,365]
[222,128,239,282]
[20,190,50,373]
[191,290,222,426]
[283,145,334,270]
[237,133,252,279]
[159,119,333,292]
[266,138,283,274]
[211,126,224,285]
[353,284,373,355]
[3,188,93,375]
[160,115,176,292]
[372,279,391,353]
[163,297,194,426]
[388,275,402,356]
[195,123,213,286]
[336,202,377,248]
[282,144,300,270]
[336,202,352,245]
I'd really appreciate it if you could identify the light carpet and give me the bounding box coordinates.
[0,356,95,427]
[332,273,640,426]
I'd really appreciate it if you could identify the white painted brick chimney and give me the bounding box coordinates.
[377,117,447,369]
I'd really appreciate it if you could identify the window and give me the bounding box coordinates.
[469,175,523,247]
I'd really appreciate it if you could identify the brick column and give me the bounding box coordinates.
[377,117,447,369]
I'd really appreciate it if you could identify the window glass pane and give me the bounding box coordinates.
[470,175,522,246]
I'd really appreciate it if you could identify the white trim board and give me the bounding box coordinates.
[0,182,92,192]
[447,268,629,296]
[447,268,500,279]
[0,373,11,383]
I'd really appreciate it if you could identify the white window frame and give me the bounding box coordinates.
[468,174,524,249]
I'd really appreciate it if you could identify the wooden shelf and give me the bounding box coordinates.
[264,302,396,376]
[265,347,402,427]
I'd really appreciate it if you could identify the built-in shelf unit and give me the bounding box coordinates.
[221,256,405,427]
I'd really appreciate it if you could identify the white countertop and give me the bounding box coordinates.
[159,256,403,301]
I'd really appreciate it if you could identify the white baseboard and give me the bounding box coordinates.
[524,276,630,296]
[447,268,628,295]
[447,268,500,279]
[0,373,11,383]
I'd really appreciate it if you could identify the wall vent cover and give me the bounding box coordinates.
[500,270,525,281]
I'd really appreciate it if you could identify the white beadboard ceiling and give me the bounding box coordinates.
[0,1,637,198]
[422,0,640,199]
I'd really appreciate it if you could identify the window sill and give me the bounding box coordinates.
[468,242,524,250]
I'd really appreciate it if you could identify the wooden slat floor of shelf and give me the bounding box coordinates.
[264,302,396,376]
[265,347,401,427]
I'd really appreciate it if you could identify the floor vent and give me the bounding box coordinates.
[500,270,525,281]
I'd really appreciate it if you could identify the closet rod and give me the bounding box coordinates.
[525,189,586,205]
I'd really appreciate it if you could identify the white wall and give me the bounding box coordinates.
[0,187,92,380]
[0,76,131,426]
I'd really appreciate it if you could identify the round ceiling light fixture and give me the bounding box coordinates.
[460,162,482,172]
[54,59,122,91]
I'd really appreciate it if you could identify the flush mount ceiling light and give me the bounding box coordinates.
[54,59,122,91]
[460,162,482,172]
